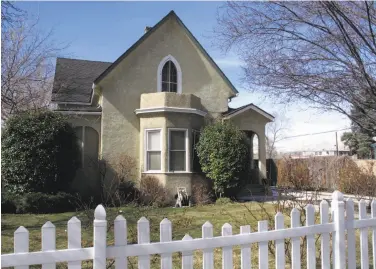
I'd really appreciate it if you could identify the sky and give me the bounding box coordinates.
[16,1,351,152]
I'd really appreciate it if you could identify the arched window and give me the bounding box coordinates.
[157,55,182,93]
[74,126,99,168]
[162,61,177,92]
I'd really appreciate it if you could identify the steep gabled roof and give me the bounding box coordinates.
[223,103,274,121]
[52,58,111,104]
[94,10,239,96]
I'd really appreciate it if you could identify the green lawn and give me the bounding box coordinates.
[1,202,373,268]
[2,202,271,268]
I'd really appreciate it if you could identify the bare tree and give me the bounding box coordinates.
[1,2,64,120]
[266,112,290,159]
[216,2,376,135]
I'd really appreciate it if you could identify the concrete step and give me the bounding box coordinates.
[237,184,267,197]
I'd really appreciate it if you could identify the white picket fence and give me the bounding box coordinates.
[2,190,376,269]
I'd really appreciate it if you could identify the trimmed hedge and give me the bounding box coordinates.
[2,192,76,214]
[2,110,80,194]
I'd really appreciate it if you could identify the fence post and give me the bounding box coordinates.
[332,191,345,269]
[14,226,29,269]
[93,205,107,269]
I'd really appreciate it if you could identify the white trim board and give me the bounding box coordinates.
[223,104,274,121]
[135,107,207,117]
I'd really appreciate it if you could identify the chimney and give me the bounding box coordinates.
[144,26,152,33]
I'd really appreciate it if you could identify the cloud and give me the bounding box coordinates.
[214,57,244,68]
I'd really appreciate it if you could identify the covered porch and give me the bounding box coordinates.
[223,103,274,185]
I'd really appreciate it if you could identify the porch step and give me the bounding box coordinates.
[236,184,268,199]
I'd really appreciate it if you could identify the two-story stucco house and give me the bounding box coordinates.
[51,11,273,197]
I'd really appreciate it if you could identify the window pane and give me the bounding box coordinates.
[162,62,169,81]
[162,82,169,92]
[170,130,185,150]
[147,131,161,150]
[191,131,202,173]
[148,152,161,170]
[170,83,177,93]
[170,63,177,83]
[170,151,186,171]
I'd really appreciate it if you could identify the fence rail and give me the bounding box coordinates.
[2,190,376,269]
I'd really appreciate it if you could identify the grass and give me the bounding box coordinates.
[1,202,374,268]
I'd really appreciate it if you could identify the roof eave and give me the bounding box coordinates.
[223,104,274,122]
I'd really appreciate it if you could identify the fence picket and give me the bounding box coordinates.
[94,205,107,269]
[160,218,172,269]
[68,217,81,269]
[359,200,369,269]
[258,220,268,269]
[331,207,335,269]
[222,223,233,269]
[320,200,330,269]
[240,225,251,269]
[372,200,376,269]
[14,226,29,269]
[346,199,356,269]
[42,222,56,269]
[306,205,316,269]
[332,191,345,269]
[182,235,193,269]
[290,208,301,269]
[137,217,150,269]
[202,221,214,269]
[114,215,127,269]
[275,212,285,269]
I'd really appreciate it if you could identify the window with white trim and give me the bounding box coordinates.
[157,55,182,94]
[169,129,188,172]
[162,61,177,93]
[145,129,162,171]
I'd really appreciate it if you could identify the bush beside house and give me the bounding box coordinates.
[196,121,250,198]
[2,110,81,213]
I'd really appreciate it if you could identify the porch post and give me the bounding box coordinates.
[258,132,267,183]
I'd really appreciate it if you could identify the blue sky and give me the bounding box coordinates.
[16,1,351,152]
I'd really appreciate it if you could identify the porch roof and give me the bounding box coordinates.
[222,103,274,121]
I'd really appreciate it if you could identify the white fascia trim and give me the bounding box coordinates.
[157,55,182,94]
[224,104,274,121]
[53,83,97,106]
[135,107,207,117]
[55,111,102,116]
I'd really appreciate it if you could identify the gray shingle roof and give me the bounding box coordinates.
[52,58,112,103]
[222,103,274,119]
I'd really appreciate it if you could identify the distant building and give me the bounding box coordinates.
[283,150,351,159]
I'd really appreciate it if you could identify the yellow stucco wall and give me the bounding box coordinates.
[140,92,203,111]
[98,16,234,190]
